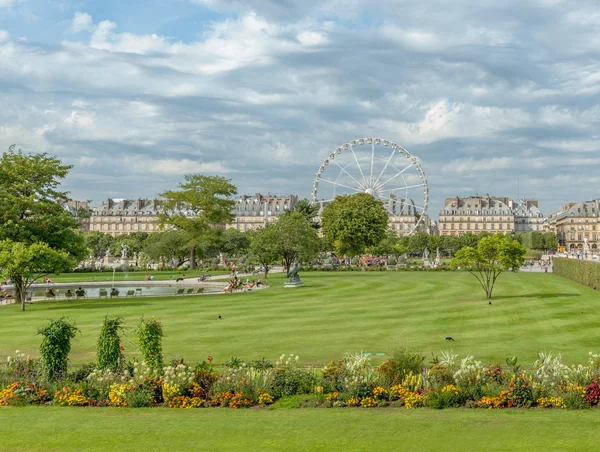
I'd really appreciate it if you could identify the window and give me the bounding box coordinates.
[499,224,503,230]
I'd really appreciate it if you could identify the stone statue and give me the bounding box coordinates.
[288,261,300,282]
[105,248,111,257]
[284,260,303,288]
[121,244,130,259]
[423,248,430,262]
[435,247,441,266]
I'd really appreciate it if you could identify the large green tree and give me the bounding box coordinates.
[218,228,251,258]
[321,193,389,259]
[288,199,320,229]
[84,231,115,260]
[144,230,190,268]
[158,175,237,269]
[272,212,320,275]
[0,146,86,310]
[248,225,279,278]
[450,234,526,300]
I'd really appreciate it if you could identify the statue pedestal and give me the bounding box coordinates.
[284,279,304,288]
[104,256,113,265]
[121,258,130,269]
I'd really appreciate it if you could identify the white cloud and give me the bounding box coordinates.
[129,158,234,175]
[297,31,325,46]
[0,30,9,42]
[71,12,94,33]
[0,0,21,8]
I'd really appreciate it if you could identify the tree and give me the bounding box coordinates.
[84,231,115,260]
[367,230,399,257]
[219,228,251,258]
[0,241,77,310]
[542,232,559,251]
[272,212,320,274]
[289,199,320,229]
[408,232,430,254]
[144,230,190,268]
[114,232,149,266]
[0,146,86,310]
[321,193,389,259]
[450,234,526,300]
[248,225,279,278]
[158,175,237,269]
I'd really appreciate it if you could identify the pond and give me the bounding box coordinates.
[27,284,220,299]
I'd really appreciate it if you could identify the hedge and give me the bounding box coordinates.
[553,257,600,291]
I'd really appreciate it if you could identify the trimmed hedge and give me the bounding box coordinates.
[553,257,600,291]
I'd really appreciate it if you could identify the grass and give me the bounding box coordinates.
[1,272,599,365]
[1,406,600,451]
[42,269,230,283]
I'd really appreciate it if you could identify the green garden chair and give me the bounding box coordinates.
[185,288,195,295]
[99,289,108,298]
[126,290,135,297]
[196,288,204,294]
[175,289,185,295]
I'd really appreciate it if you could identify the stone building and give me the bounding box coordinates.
[229,194,298,231]
[548,200,600,251]
[439,196,517,236]
[513,199,547,232]
[85,198,164,236]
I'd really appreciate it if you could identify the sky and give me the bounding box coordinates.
[1,0,600,218]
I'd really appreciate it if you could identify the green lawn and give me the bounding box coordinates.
[1,407,599,451]
[1,272,599,366]
[44,269,229,283]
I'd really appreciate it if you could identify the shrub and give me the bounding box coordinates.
[562,384,589,409]
[553,257,600,291]
[387,347,425,382]
[137,317,164,372]
[585,380,600,405]
[37,318,80,380]
[507,374,535,407]
[97,317,125,372]
[427,385,464,409]
[126,388,154,408]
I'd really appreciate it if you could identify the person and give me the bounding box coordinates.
[256,276,263,287]
[1,288,12,298]
[44,276,53,284]
[144,274,150,282]
[65,289,74,298]
[110,288,119,297]
[176,274,185,282]
[149,275,154,281]
[45,287,56,297]
[75,287,85,297]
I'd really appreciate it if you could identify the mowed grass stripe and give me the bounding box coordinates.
[1,272,599,365]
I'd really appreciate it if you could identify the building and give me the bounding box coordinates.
[439,195,518,236]
[229,194,298,231]
[548,200,600,251]
[85,198,163,236]
[383,196,421,237]
[513,199,547,232]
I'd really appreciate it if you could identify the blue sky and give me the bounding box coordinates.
[1,0,600,218]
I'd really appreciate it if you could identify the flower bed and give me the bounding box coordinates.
[2,320,600,411]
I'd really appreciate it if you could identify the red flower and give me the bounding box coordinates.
[207,355,213,362]
[120,345,124,351]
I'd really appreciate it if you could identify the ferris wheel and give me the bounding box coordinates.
[311,137,429,235]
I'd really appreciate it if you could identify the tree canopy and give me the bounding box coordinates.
[0,146,86,310]
[321,193,389,258]
[450,234,526,300]
[158,175,237,269]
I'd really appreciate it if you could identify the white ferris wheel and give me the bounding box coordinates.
[311,137,429,235]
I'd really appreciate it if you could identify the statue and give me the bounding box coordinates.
[288,261,300,282]
[284,260,303,288]
[423,248,430,263]
[105,248,111,257]
[121,244,130,259]
[435,247,441,266]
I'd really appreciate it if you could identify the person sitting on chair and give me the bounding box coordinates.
[256,277,263,287]
[65,289,74,298]
[176,274,185,282]
[110,288,120,297]
[46,287,56,297]
[75,287,86,297]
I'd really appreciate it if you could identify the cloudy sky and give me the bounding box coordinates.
[1,0,599,217]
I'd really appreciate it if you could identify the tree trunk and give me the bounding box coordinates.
[14,276,26,311]
[190,247,196,270]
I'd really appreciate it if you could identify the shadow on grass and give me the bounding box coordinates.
[493,293,580,300]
